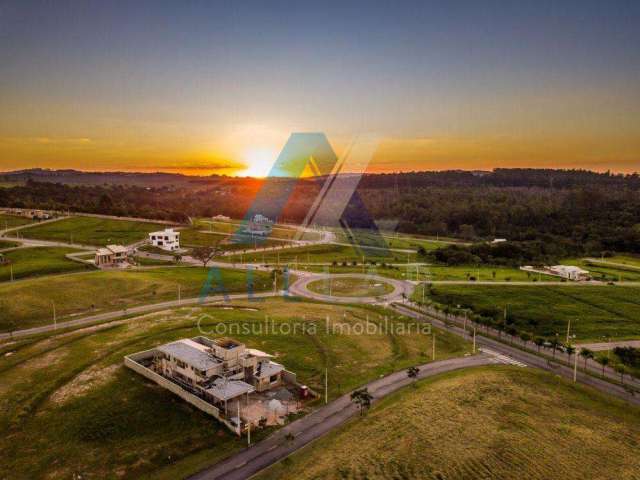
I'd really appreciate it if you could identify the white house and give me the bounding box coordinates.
[243,214,273,236]
[549,265,590,281]
[149,228,180,251]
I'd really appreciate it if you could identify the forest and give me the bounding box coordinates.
[2,168,640,259]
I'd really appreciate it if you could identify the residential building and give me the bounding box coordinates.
[95,244,130,266]
[243,214,273,236]
[125,336,299,434]
[549,265,590,281]
[149,228,180,251]
[154,337,284,395]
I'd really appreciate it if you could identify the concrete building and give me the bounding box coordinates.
[243,214,273,236]
[125,336,313,435]
[94,244,129,266]
[149,228,180,251]
[549,265,590,281]
[154,337,284,395]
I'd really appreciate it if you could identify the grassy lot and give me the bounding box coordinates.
[307,277,395,297]
[223,243,418,265]
[300,263,557,282]
[0,214,34,229]
[11,216,168,246]
[0,247,90,282]
[422,284,640,341]
[423,264,558,282]
[179,228,285,251]
[0,239,19,249]
[563,258,640,282]
[257,366,640,480]
[334,229,457,251]
[0,267,274,332]
[0,299,468,479]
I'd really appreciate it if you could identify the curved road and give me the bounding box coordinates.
[289,272,413,304]
[188,354,494,480]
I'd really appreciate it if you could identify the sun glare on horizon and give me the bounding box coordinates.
[239,147,278,177]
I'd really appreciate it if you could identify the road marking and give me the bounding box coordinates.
[480,347,527,367]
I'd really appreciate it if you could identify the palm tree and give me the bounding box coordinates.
[534,337,545,353]
[580,348,594,369]
[284,432,295,445]
[614,364,627,384]
[565,345,575,363]
[550,339,559,359]
[407,366,419,386]
[596,356,610,376]
[351,388,374,416]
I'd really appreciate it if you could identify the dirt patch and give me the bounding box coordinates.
[49,363,120,405]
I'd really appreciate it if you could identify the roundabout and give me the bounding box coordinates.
[288,273,413,304]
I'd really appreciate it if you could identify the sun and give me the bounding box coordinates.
[240,147,278,177]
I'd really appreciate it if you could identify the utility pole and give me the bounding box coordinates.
[247,422,251,446]
[325,368,328,404]
[473,327,477,353]
[463,312,467,336]
[52,301,57,330]
[10,264,13,282]
[573,351,578,382]
[566,319,571,344]
[178,285,181,304]
[432,333,436,361]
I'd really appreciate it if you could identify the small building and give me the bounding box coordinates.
[212,214,230,221]
[549,265,590,281]
[491,238,507,244]
[243,214,273,236]
[95,244,130,266]
[149,228,180,251]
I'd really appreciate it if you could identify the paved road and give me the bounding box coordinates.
[577,340,640,351]
[0,291,279,340]
[288,273,413,304]
[188,354,494,480]
[392,304,640,405]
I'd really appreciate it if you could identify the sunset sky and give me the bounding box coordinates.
[1,0,639,176]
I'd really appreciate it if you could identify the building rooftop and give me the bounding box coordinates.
[256,361,284,379]
[213,337,243,350]
[157,339,220,371]
[150,228,179,236]
[106,244,128,254]
[206,379,255,401]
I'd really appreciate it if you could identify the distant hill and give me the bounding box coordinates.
[0,168,219,187]
[2,167,639,189]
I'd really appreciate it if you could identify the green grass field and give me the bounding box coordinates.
[0,247,90,282]
[563,258,640,282]
[0,299,467,479]
[223,243,418,265]
[307,277,395,297]
[11,216,169,246]
[0,267,273,332]
[179,228,285,251]
[257,366,640,480]
[423,284,640,341]
[0,213,34,229]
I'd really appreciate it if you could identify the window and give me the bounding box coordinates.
[270,374,279,383]
[176,360,187,369]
